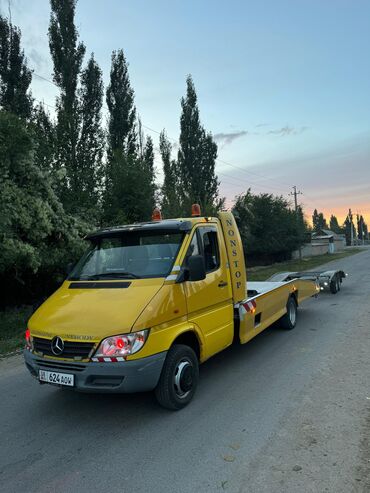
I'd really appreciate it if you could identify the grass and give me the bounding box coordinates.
[247,248,364,281]
[0,305,33,356]
[0,248,365,356]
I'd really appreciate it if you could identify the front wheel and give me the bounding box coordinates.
[155,344,199,410]
[280,297,297,330]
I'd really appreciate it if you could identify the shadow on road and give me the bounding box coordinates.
[25,308,315,428]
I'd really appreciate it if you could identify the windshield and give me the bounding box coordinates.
[69,230,184,280]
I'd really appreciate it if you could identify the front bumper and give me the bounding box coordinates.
[24,349,167,393]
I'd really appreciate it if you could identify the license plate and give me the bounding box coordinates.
[39,370,74,387]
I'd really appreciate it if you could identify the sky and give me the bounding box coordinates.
[1,0,369,224]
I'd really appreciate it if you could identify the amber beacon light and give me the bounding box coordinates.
[152,208,162,221]
[191,204,201,217]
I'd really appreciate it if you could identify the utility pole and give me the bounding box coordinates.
[290,186,303,260]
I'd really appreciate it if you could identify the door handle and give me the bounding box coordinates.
[218,281,228,288]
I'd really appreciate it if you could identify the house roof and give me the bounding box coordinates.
[312,229,345,240]
[321,229,335,236]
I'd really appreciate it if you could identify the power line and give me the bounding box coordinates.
[217,171,290,195]
[216,157,293,189]
[33,73,57,85]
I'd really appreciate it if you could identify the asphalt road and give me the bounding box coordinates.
[1,248,370,493]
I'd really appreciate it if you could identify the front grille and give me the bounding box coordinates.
[33,336,95,360]
[35,359,87,372]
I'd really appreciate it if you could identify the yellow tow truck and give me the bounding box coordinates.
[24,206,319,409]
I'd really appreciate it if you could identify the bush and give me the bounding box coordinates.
[232,190,307,265]
[0,110,89,306]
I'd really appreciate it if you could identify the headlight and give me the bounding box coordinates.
[25,328,33,350]
[94,330,149,358]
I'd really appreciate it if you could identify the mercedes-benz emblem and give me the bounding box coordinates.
[51,336,64,356]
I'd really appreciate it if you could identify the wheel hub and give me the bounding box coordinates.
[174,360,193,398]
[289,304,296,325]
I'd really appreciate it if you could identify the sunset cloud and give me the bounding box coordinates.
[267,126,308,136]
[213,130,248,145]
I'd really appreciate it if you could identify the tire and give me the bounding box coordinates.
[280,297,298,330]
[155,344,199,410]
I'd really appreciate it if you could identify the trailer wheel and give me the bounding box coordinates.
[155,344,199,410]
[280,297,297,330]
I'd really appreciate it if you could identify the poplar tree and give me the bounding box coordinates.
[106,49,137,158]
[160,130,180,218]
[31,103,56,172]
[77,54,105,217]
[312,209,319,231]
[343,215,356,245]
[312,209,327,232]
[177,75,221,215]
[48,0,85,211]
[329,214,341,233]
[103,50,155,224]
[103,153,155,225]
[357,214,367,241]
[0,15,32,118]
[143,135,156,211]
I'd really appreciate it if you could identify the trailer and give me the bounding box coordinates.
[268,270,347,294]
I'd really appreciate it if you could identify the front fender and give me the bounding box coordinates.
[127,319,205,362]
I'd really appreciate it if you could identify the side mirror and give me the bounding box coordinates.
[188,255,206,281]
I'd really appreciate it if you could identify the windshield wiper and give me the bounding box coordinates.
[83,271,140,280]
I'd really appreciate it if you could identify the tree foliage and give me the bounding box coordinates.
[103,152,155,225]
[31,103,56,172]
[329,214,342,234]
[312,208,328,232]
[103,49,155,224]
[0,15,32,118]
[232,190,307,263]
[177,76,222,214]
[76,54,105,217]
[343,214,356,246]
[357,214,368,241]
[106,49,137,158]
[0,111,86,305]
[160,130,181,218]
[48,0,86,211]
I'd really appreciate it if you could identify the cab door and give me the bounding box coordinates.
[184,225,234,360]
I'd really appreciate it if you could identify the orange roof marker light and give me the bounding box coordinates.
[152,208,162,221]
[191,204,201,217]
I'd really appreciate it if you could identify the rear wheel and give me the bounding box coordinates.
[155,344,199,410]
[280,297,297,330]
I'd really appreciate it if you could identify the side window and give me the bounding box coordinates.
[185,232,200,266]
[199,228,220,273]
[184,228,220,275]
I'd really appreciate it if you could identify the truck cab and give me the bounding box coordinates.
[24,209,319,409]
